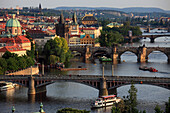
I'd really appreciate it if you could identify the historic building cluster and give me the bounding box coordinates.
[0,9,102,57]
[0,14,31,57]
[55,12,102,47]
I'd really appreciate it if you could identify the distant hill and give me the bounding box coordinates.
[54,7,170,13]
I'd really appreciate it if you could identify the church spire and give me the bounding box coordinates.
[59,12,65,24]
[73,12,77,25]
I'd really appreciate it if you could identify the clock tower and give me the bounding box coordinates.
[70,12,79,35]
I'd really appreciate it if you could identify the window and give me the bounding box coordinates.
[15,29,17,33]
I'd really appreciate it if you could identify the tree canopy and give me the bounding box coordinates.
[97,31,124,47]
[43,36,72,64]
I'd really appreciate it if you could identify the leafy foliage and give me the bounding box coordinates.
[0,51,35,73]
[98,31,124,47]
[57,108,90,113]
[154,105,164,113]
[122,83,138,113]
[165,97,170,113]
[43,36,72,64]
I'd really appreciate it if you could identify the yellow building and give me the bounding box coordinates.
[107,22,123,28]
[81,14,98,25]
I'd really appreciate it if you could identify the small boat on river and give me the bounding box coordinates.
[139,66,158,72]
[0,82,16,91]
[99,56,112,62]
[91,95,121,108]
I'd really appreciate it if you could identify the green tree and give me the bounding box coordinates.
[154,105,163,113]
[112,105,121,113]
[98,31,124,47]
[128,83,138,112]
[43,36,72,64]
[6,57,19,71]
[165,97,170,113]
[123,83,138,113]
[25,57,35,67]
[0,58,7,73]
[49,55,57,64]
[17,57,27,69]
[0,66,3,74]
[2,51,18,59]
[57,108,90,113]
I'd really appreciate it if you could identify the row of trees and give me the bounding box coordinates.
[43,36,72,65]
[97,21,142,47]
[112,83,170,113]
[0,51,35,74]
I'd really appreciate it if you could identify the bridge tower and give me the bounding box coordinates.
[99,77,108,97]
[112,46,119,64]
[138,45,147,62]
[150,35,155,43]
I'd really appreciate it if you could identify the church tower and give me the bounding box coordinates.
[70,12,79,35]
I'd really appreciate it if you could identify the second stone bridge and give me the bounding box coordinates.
[0,75,170,97]
[69,46,170,63]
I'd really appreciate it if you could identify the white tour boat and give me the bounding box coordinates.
[0,82,16,91]
[91,95,121,108]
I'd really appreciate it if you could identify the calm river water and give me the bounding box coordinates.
[0,34,170,113]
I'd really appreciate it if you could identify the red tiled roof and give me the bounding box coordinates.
[27,29,45,34]
[15,36,30,43]
[0,46,26,52]
[0,36,30,44]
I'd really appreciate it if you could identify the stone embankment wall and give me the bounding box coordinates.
[5,66,39,75]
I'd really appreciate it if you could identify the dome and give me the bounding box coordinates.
[6,18,21,27]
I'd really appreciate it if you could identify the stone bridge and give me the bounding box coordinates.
[127,33,170,43]
[69,46,170,63]
[0,75,170,97]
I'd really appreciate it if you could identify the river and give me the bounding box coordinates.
[0,33,170,113]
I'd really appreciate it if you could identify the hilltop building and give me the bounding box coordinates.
[81,14,98,26]
[106,22,123,28]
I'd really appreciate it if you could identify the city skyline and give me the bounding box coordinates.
[0,0,170,10]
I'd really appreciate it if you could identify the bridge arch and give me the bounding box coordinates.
[108,83,170,91]
[91,50,111,58]
[118,50,138,62]
[36,80,100,90]
[146,50,168,62]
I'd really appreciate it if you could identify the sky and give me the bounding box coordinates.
[0,0,170,10]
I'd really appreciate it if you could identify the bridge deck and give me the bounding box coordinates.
[0,75,169,83]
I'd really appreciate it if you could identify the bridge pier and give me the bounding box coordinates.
[150,36,155,43]
[28,77,36,95]
[84,46,91,62]
[168,55,170,63]
[112,46,119,64]
[99,77,108,97]
[28,77,47,95]
[138,46,147,62]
